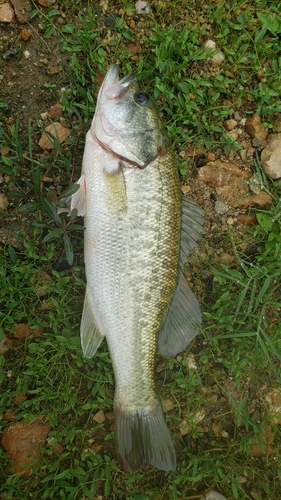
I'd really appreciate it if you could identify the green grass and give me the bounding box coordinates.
[1,0,281,498]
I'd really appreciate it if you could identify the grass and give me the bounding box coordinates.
[0,0,281,498]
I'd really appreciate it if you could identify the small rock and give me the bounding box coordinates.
[273,115,281,133]
[251,424,275,457]
[205,39,225,66]
[135,0,150,14]
[105,411,114,423]
[13,392,27,404]
[21,28,31,40]
[204,490,227,500]
[47,66,60,75]
[261,133,281,179]
[252,137,260,148]
[0,219,31,249]
[218,252,235,265]
[126,42,140,54]
[186,353,197,369]
[207,152,216,161]
[10,0,32,23]
[47,438,64,455]
[9,324,43,340]
[34,326,44,338]
[197,161,272,209]
[0,193,9,210]
[47,103,63,120]
[212,422,224,437]
[245,114,268,146]
[226,128,238,141]
[186,145,206,157]
[12,323,32,339]
[30,270,53,296]
[93,410,105,424]
[162,397,176,413]
[265,387,281,424]
[214,200,229,214]
[0,3,15,23]
[179,409,205,435]
[237,475,247,484]
[23,50,31,59]
[35,0,55,6]
[224,119,237,131]
[181,185,190,194]
[236,213,257,226]
[5,411,18,421]
[234,111,242,121]
[0,336,14,354]
[1,417,51,477]
[221,430,229,439]
[246,146,255,158]
[38,122,70,150]
[204,391,218,403]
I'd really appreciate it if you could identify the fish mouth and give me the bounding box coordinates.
[102,64,137,100]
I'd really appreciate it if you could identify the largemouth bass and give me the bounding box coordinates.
[67,65,204,472]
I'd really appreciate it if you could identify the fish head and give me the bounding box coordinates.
[92,64,169,168]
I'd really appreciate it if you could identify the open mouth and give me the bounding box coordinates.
[103,65,137,100]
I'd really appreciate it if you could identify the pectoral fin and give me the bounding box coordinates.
[104,164,127,214]
[81,288,104,358]
[158,271,202,358]
[70,174,86,216]
[58,174,86,216]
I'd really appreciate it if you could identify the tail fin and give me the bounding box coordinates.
[114,399,176,472]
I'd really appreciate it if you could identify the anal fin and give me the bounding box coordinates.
[81,288,104,358]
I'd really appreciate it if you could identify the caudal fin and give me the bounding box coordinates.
[114,399,176,472]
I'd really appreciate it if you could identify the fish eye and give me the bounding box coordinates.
[134,92,150,105]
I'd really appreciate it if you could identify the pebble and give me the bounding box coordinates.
[197,160,272,209]
[205,39,225,66]
[207,152,216,161]
[218,252,235,265]
[226,128,238,141]
[47,102,63,120]
[224,119,237,131]
[135,0,150,14]
[236,213,257,226]
[215,200,229,214]
[204,491,227,500]
[245,114,268,146]
[0,193,9,210]
[1,417,51,477]
[38,122,71,149]
[21,28,31,40]
[2,48,18,60]
[93,410,105,424]
[10,0,32,23]
[261,133,281,179]
[0,3,15,23]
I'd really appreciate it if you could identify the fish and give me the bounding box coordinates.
[65,64,204,472]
